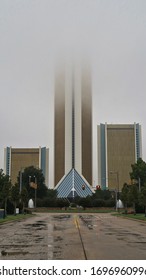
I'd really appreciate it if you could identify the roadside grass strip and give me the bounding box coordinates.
[0,214,34,224]
[112,213,146,221]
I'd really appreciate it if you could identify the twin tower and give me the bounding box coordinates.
[54,60,93,198]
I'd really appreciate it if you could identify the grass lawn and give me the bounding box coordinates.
[0,208,115,223]
[35,207,115,213]
[113,212,146,221]
[0,214,34,224]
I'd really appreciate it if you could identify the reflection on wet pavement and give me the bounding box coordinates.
[0,213,146,259]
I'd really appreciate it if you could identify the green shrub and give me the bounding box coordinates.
[43,198,57,207]
[92,199,105,207]
[57,198,69,208]
[6,200,15,214]
[104,199,115,207]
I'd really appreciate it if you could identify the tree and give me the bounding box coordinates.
[128,184,139,214]
[11,183,20,215]
[130,158,146,187]
[57,198,67,209]
[0,169,11,217]
[92,189,112,200]
[121,183,129,213]
[20,187,28,213]
[92,198,105,207]
[43,189,58,207]
[46,189,58,199]
[17,166,48,199]
[139,185,146,217]
[78,196,92,210]
[91,189,113,208]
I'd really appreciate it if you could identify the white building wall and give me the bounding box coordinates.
[134,122,137,161]
[139,125,142,158]
[4,148,7,175]
[105,123,108,189]
[74,62,82,174]
[45,148,49,187]
[39,146,41,169]
[65,63,73,174]
[97,125,101,187]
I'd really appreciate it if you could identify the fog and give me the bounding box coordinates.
[0,0,146,186]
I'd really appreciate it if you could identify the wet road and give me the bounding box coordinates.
[0,213,146,260]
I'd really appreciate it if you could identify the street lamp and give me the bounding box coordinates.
[19,168,24,193]
[109,171,119,211]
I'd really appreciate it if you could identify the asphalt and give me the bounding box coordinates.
[0,212,146,260]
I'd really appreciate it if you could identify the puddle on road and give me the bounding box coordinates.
[0,244,29,249]
[130,241,146,244]
[53,215,71,220]
[1,250,29,257]
[23,222,47,231]
[35,237,44,242]
[79,215,94,230]
[0,220,48,259]
[0,243,31,257]
[52,215,68,259]
[54,236,63,242]
[117,237,125,241]
[53,250,61,259]
[128,240,146,251]
[104,228,145,246]
[53,242,62,260]
[53,215,70,231]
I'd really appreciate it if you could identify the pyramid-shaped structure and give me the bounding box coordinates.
[55,168,93,198]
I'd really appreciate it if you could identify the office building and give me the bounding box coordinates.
[54,61,93,197]
[97,123,142,191]
[4,147,49,186]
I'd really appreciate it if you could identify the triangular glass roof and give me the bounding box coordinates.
[55,168,93,198]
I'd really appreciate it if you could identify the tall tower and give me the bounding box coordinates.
[54,60,93,198]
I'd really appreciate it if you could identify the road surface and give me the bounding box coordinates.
[0,212,146,260]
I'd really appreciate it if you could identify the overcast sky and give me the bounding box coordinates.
[0,0,146,186]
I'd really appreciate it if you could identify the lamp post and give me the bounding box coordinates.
[109,171,119,211]
[34,176,37,208]
[19,168,24,194]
